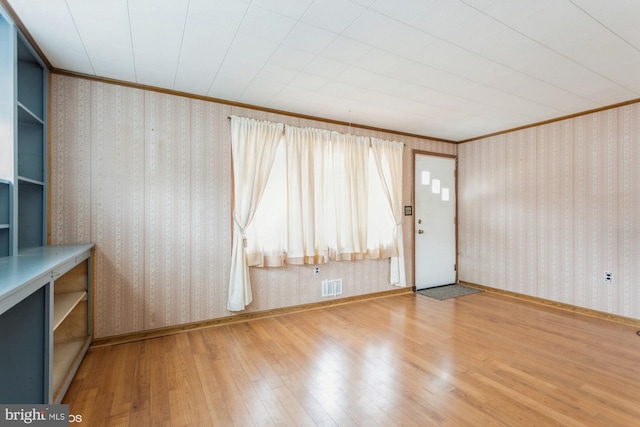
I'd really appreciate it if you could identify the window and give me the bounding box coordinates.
[228,116,406,311]
[245,126,399,266]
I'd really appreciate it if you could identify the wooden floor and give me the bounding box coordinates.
[63,291,640,426]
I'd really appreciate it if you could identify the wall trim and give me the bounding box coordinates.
[50,71,640,147]
[458,97,640,143]
[460,281,640,328]
[91,287,412,348]
[51,69,457,145]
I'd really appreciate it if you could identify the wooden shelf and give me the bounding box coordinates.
[53,291,86,330]
[52,337,90,401]
[51,257,91,403]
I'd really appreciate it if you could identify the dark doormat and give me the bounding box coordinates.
[417,284,483,300]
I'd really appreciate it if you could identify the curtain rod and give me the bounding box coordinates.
[227,116,405,145]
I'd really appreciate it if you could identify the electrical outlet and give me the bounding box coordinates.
[604,271,613,283]
[314,265,320,276]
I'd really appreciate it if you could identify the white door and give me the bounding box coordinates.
[414,154,457,290]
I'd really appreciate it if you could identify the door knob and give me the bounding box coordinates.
[418,229,424,234]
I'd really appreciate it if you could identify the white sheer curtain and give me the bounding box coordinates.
[229,117,406,311]
[370,137,406,286]
[227,116,284,311]
[328,132,370,260]
[285,127,371,263]
[285,126,329,264]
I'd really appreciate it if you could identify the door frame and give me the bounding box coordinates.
[411,150,459,291]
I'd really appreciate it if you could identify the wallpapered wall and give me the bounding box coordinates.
[50,74,456,338]
[458,103,640,320]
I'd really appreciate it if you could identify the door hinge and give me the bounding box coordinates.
[454,264,457,271]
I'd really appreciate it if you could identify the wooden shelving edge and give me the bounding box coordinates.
[53,291,86,330]
[52,336,90,403]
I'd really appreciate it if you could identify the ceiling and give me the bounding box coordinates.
[5,0,640,141]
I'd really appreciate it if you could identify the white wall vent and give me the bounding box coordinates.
[322,279,343,297]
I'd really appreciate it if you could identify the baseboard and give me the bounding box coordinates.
[460,281,640,328]
[91,287,412,348]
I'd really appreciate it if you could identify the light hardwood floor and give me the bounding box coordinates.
[63,291,640,426]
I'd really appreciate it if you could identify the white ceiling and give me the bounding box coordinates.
[5,0,640,141]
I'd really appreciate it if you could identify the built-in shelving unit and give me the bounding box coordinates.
[16,33,46,250]
[1,10,14,257]
[0,245,94,404]
[0,7,92,405]
[0,9,47,255]
[52,260,91,402]
[0,180,10,257]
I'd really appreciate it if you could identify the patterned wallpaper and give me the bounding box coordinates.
[458,103,640,320]
[49,74,456,338]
